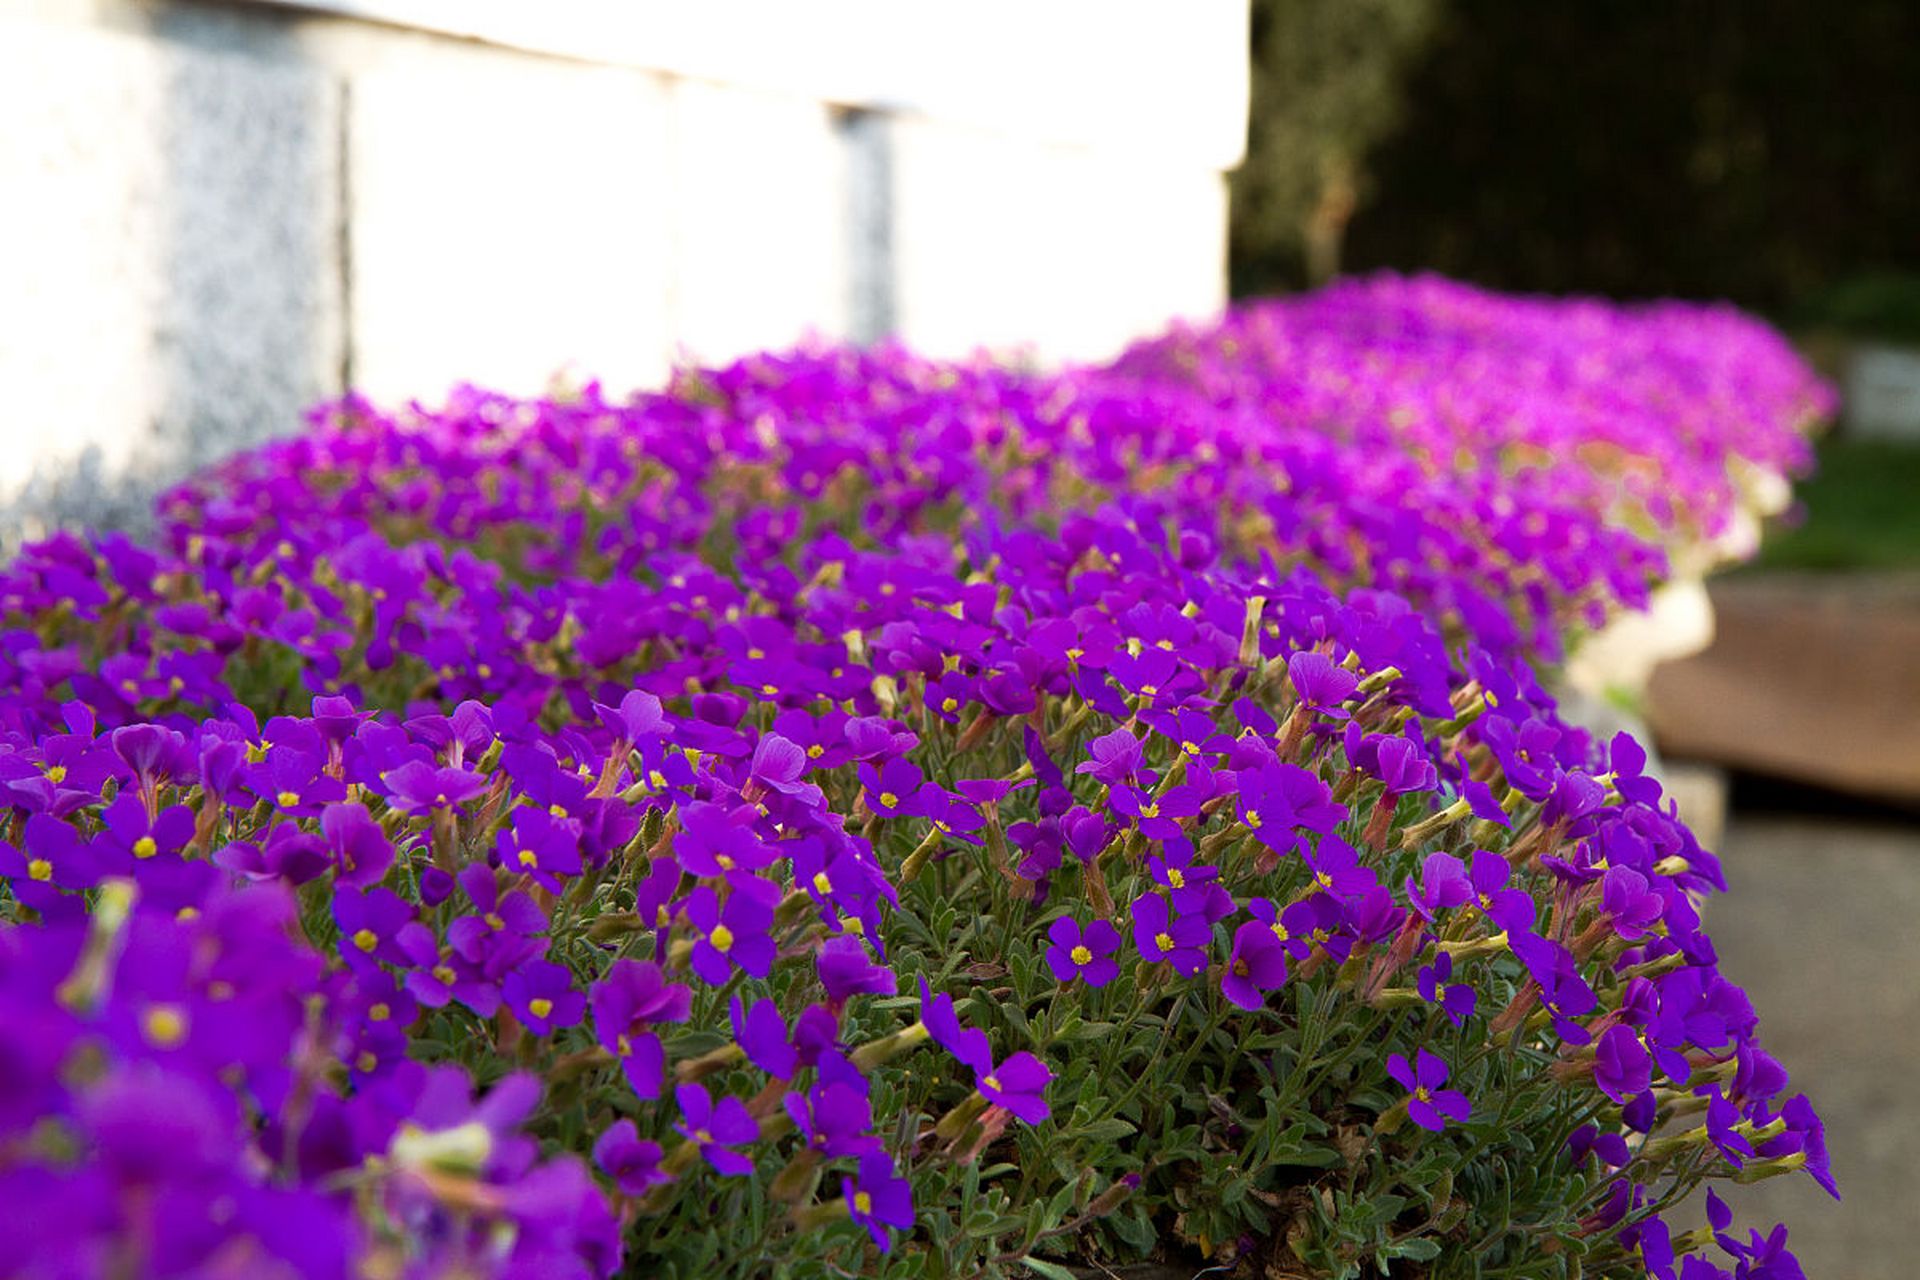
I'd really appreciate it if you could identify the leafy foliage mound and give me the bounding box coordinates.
[0,280,1833,1279]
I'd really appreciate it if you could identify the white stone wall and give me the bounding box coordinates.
[0,0,1247,539]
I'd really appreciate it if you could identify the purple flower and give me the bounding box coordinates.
[1221,920,1289,1010]
[591,960,691,1099]
[918,977,992,1075]
[1417,951,1477,1027]
[503,959,586,1035]
[784,1081,880,1159]
[673,800,775,879]
[320,801,395,888]
[594,1119,669,1195]
[96,794,194,866]
[978,1051,1053,1124]
[1468,849,1537,934]
[1600,865,1665,940]
[245,746,345,818]
[816,935,896,1004]
[1076,728,1145,785]
[1594,1024,1653,1104]
[333,887,415,968]
[1112,782,1202,841]
[1388,1048,1471,1132]
[1704,1088,1756,1169]
[497,808,583,893]
[673,1082,759,1176]
[747,734,823,804]
[381,759,489,815]
[842,1151,915,1251]
[730,996,798,1079]
[684,881,778,986]
[859,758,925,818]
[1045,916,1121,986]
[1406,851,1472,920]
[597,689,667,745]
[1288,650,1359,717]
[448,863,547,962]
[1129,893,1210,977]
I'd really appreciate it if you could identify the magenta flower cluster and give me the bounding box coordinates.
[0,276,1832,1278]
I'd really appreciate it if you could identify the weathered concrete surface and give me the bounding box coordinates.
[1648,574,1920,802]
[0,15,342,541]
[347,58,676,402]
[666,80,851,362]
[1,1,1246,540]
[1687,816,1920,1278]
[889,116,1229,362]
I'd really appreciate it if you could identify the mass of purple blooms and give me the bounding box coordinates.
[0,275,1835,1278]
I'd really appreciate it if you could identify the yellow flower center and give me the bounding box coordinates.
[44,765,66,784]
[484,912,505,929]
[369,1003,391,1022]
[812,870,832,895]
[357,1050,378,1072]
[1139,802,1160,819]
[710,923,736,953]
[1166,868,1185,889]
[142,1005,188,1047]
[432,965,456,985]
[807,743,824,759]
[133,836,158,859]
[716,853,736,870]
[1070,945,1093,965]
[27,858,52,882]
[528,997,554,1020]
[1183,741,1200,756]
[1415,1086,1432,1103]
[1245,808,1263,829]
[352,928,379,952]
[694,1128,714,1145]
[982,1074,1001,1092]
[518,849,540,868]
[879,791,899,809]
[548,804,568,818]
[940,697,958,714]
[1155,931,1174,954]
[1270,922,1289,943]
[276,790,301,808]
[617,1034,632,1057]
[854,1190,873,1215]
[1139,684,1158,697]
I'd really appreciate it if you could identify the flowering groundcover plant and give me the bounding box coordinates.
[0,277,1835,1279]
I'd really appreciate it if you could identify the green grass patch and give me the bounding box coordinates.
[1749,437,1920,572]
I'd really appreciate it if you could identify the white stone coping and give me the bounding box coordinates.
[238,0,1250,168]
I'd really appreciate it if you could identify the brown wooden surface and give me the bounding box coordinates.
[1647,574,1920,801]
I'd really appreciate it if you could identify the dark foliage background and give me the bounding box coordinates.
[1233,0,1920,317]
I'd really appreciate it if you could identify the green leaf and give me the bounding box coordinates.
[1070,1118,1137,1143]
[1019,1258,1080,1280]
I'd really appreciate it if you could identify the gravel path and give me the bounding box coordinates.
[1688,816,1920,1277]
